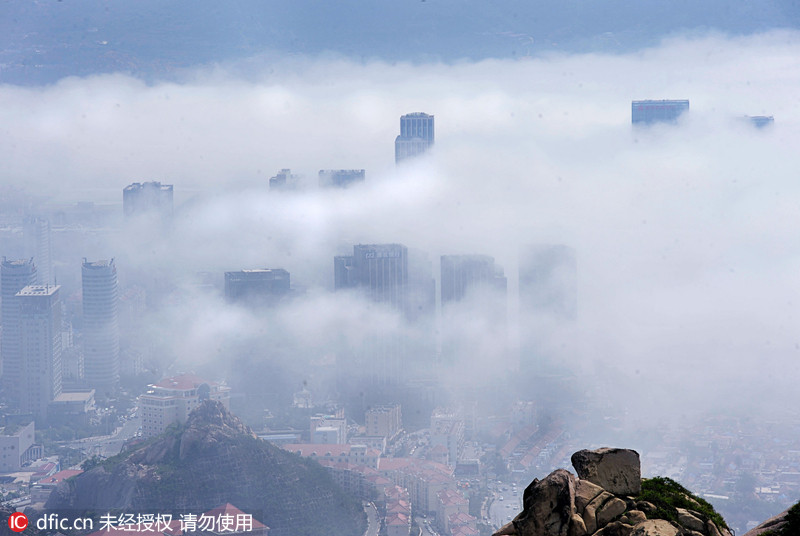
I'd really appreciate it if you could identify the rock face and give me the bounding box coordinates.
[493,447,730,536]
[45,400,365,536]
[571,448,641,495]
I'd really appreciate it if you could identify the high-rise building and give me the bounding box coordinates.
[23,216,53,285]
[519,245,577,320]
[82,259,120,392]
[123,181,174,219]
[335,244,408,311]
[395,112,434,163]
[440,255,508,374]
[1,258,37,403]
[335,244,410,391]
[224,269,290,305]
[17,285,62,420]
[631,100,690,125]
[269,168,300,190]
[365,404,402,439]
[440,255,507,304]
[319,169,365,188]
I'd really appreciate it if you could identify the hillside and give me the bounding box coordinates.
[44,400,365,536]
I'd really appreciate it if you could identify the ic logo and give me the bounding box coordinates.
[8,512,28,532]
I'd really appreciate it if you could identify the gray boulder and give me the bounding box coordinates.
[492,469,576,536]
[571,448,641,495]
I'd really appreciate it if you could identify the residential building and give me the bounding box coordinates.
[138,373,231,438]
[365,404,402,439]
[283,443,381,469]
[123,181,174,219]
[430,408,465,467]
[631,99,689,125]
[82,259,120,391]
[395,113,434,163]
[17,285,62,420]
[319,169,365,188]
[311,414,347,444]
[0,422,40,472]
[1,257,37,401]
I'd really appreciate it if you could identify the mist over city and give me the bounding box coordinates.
[1,4,800,536]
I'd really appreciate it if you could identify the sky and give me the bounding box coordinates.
[1,30,800,429]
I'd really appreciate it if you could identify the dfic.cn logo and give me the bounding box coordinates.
[8,512,28,532]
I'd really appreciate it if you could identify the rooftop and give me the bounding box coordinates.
[17,285,59,297]
[37,469,83,485]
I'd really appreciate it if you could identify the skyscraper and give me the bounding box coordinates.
[123,181,174,219]
[395,112,434,163]
[23,216,53,285]
[17,285,62,420]
[440,255,507,304]
[335,244,409,311]
[335,244,410,391]
[631,100,690,125]
[224,269,291,305]
[82,259,120,392]
[319,169,366,188]
[269,168,299,190]
[519,245,577,320]
[1,258,37,404]
[440,255,508,374]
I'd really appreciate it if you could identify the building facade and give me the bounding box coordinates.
[17,285,63,420]
[440,255,507,304]
[82,259,120,392]
[631,100,690,125]
[519,244,577,320]
[365,404,403,439]
[123,181,174,219]
[395,113,435,163]
[0,422,39,472]
[138,373,231,438]
[23,217,53,286]
[224,269,290,305]
[318,169,365,188]
[1,258,37,401]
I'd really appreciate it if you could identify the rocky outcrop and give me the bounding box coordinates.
[45,400,365,536]
[494,447,730,536]
[571,448,641,495]
[742,503,795,536]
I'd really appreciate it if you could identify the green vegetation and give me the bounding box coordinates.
[635,477,728,531]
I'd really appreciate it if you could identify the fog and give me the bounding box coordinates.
[2,30,800,436]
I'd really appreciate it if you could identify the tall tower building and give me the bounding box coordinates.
[631,100,689,125]
[440,255,508,374]
[82,259,120,392]
[1,258,37,404]
[123,181,174,219]
[318,169,366,189]
[17,285,62,420]
[519,245,577,320]
[224,269,291,306]
[441,255,507,305]
[395,113,434,163]
[335,244,409,311]
[23,216,53,285]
